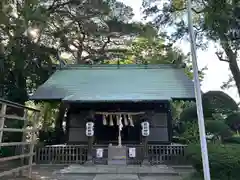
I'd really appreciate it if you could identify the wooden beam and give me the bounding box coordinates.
[0,142,33,146]
[1,128,38,132]
[95,112,145,115]
[0,114,26,121]
[0,153,35,162]
[0,98,40,112]
[0,164,35,177]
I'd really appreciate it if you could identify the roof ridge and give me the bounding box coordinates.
[59,64,185,70]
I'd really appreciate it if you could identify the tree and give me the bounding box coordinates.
[0,0,156,104]
[142,0,240,98]
[45,0,157,64]
[0,0,157,144]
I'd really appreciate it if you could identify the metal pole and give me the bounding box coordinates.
[187,0,211,180]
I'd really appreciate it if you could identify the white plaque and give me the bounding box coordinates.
[129,148,136,158]
[96,148,103,158]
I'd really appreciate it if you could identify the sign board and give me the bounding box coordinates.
[96,148,103,158]
[128,147,136,158]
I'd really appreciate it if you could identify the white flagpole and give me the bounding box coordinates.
[187,0,211,180]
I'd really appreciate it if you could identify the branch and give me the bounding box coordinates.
[171,6,204,14]
[100,36,111,52]
[47,0,73,13]
[215,52,229,62]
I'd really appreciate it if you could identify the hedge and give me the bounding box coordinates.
[223,136,240,144]
[185,143,240,180]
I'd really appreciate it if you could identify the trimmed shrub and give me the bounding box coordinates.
[172,136,188,144]
[223,136,240,144]
[186,143,240,180]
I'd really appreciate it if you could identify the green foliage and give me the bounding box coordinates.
[179,91,238,122]
[171,100,195,121]
[38,129,58,145]
[0,0,157,104]
[205,120,232,139]
[223,137,240,144]
[203,91,238,114]
[26,101,59,130]
[180,121,200,143]
[225,112,240,132]
[174,91,238,144]
[186,144,240,180]
[142,0,240,96]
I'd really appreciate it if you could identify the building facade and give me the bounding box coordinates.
[31,64,195,164]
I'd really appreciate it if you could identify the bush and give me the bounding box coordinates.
[185,143,240,180]
[172,136,188,144]
[223,136,240,144]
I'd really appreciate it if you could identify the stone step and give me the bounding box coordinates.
[139,175,182,180]
[94,174,139,180]
[55,165,179,176]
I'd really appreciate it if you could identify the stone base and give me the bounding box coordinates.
[108,146,127,165]
[84,159,94,166]
[141,159,150,166]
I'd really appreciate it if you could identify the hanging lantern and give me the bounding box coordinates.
[109,114,114,126]
[103,114,107,125]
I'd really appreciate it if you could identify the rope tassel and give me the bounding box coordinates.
[124,114,128,126]
[109,115,114,126]
[128,115,134,127]
[116,115,120,125]
[103,114,107,125]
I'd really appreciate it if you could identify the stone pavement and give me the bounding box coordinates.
[28,165,194,180]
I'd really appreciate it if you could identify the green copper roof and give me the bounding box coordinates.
[30,64,195,102]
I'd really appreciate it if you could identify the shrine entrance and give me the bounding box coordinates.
[94,113,141,145]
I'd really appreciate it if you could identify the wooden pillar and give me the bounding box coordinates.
[142,136,149,165]
[20,110,28,176]
[85,111,94,165]
[140,112,151,166]
[28,112,39,178]
[87,135,94,163]
[0,103,6,143]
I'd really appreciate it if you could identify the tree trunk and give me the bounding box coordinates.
[54,103,66,144]
[222,42,240,98]
[229,59,240,97]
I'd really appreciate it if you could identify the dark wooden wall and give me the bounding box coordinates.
[66,101,172,144]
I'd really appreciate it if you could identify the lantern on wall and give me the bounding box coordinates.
[141,121,150,136]
[86,122,94,137]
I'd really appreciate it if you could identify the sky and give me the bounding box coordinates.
[119,0,239,102]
